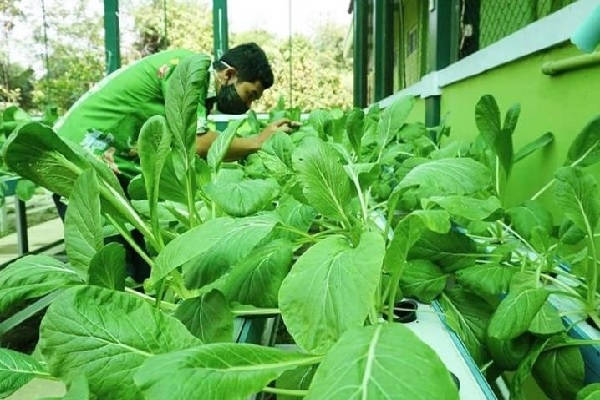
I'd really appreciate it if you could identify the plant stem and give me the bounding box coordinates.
[498,220,537,255]
[125,287,177,312]
[105,214,155,268]
[495,155,501,199]
[349,171,369,224]
[531,179,555,201]
[262,387,308,397]
[278,225,318,242]
[186,171,197,228]
[230,307,281,317]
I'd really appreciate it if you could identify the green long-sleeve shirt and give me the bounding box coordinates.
[54,49,213,178]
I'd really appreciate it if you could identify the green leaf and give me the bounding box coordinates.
[378,96,415,148]
[262,131,295,169]
[139,115,172,234]
[158,153,188,204]
[533,340,585,400]
[398,158,491,195]
[164,54,211,162]
[220,239,293,308]
[475,95,502,149]
[207,119,245,172]
[409,229,478,272]
[487,334,532,371]
[0,255,82,315]
[61,375,91,400]
[456,264,517,296]
[555,167,600,233]
[150,217,236,285]
[15,179,36,201]
[39,285,201,400]
[88,243,126,291]
[279,232,385,354]
[292,138,353,223]
[182,214,280,290]
[514,132,554,163]
[135,343,320,400]
[488,288,549,340]
[275,365,317,400]
[346,108,365,155]
[274,195,317,240]
[423,195,501,221]
[529,302,565,336]
[174,289,233,343]
[439,289,493,365]
[3,122,127,202]
[566,115,600,167]
[64,169,103,277]
[205,169,279,217]
[578,383,600,400]
[507,200,554,240]
[0,348,48,398]
[400,259,447,303]
[510,339,550,400]
[305,324,459,400]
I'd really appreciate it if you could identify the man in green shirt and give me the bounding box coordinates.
[54,42,293,182]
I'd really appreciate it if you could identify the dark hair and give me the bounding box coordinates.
[216,42,274,89]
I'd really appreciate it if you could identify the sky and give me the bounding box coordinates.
[3,0,352,71]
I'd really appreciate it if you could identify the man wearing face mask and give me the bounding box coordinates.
[53,42,293,184]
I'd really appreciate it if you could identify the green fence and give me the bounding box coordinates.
[459,0,580,59]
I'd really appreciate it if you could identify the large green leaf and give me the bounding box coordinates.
[0,348,48,398]
[487,334,532,371]
[378,96,415,148]
[514,132,554,163]
[439,289,493,365]
[292,138,353,223]
[15,179,36,201]
[533,340,585,400]
[398,158,491,195]
[205,169,279,217]
[207,119,245,172]
[456,264,517,296]
[274,195,317,240]
[566,115,600,167]
[183,214,280,290]
[0,255,82,315]
[174,289,233,343]
[158,153,188,204]
[529,302,564,336]
[555,167,600,233]
[305,324,459,400]
[488,288,549,340]
[262,131,296,169]
[88,243,126,291]
[219,239,294,308]
[39,286,201,400]
[138,115,172,234]
[423,195,501,221]
[64,169,103,277]
[135,343,320,400]
[164,54,211,161]
[279,232,385,354]
[400,259,447,303]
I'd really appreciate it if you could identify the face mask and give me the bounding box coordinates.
[216,82,249,115]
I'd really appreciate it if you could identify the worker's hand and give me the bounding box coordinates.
[255,119,302,149]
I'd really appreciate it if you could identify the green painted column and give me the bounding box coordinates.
[103,0,121,74]
[373,0,394,101]
[425,0,459,127]
[353,0,369,108]
[213,0,229,60]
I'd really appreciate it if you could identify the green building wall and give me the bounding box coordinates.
[440,42,600,218]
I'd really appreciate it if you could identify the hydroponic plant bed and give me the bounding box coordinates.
[1,55,600,399]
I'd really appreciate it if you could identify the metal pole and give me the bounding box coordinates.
[212,0,229,60]
[373,0,394,101]
[353,0,369,108]
[425,0,459,127]
[103,0,121,74]
[15,199,28,255]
